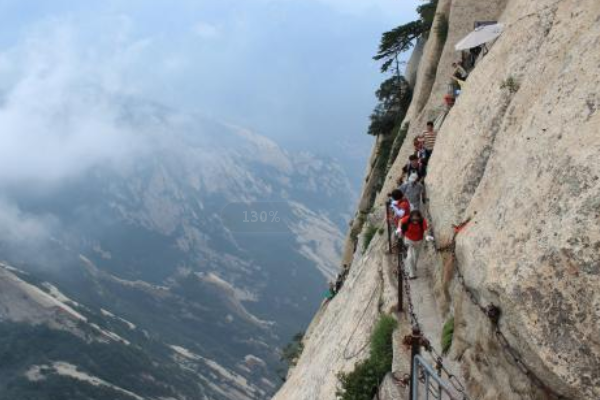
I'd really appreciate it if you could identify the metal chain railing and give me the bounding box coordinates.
[394,234,472,400]
[434,223,567,400]
[388,194,567,399]
[397,241,421,333]
[382,3,570,394]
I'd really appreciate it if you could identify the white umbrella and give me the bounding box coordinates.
[455,23,504,51]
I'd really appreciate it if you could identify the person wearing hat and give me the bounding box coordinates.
[399,173,426,211]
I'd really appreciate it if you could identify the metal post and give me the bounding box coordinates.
[397,239,403,312]
[435,358,443,400]
[409,328,422,400]
[385,199,392,253]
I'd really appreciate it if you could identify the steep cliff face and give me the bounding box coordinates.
[274,0,599,399]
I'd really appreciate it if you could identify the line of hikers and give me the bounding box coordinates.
[323,121,439,301]
[389,121,437,279]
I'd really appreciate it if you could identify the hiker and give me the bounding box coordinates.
[399,173,426,211]
[413,135,425,157]
[390,189,410,227]
[341,264,349,278]
[420,156,429,178]
[397,210,433,279]
[423,121,437,161]
[335,272,344,293]
[324,282,336,303]
[452,61,468,81]
[401,154,425,182]
[469,45,483,65]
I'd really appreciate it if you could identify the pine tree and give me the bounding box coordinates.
[373,0,439,73]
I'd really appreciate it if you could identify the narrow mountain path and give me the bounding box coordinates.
[383,241,467,399]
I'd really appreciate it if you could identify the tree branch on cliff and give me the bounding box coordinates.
[373,0,438,73]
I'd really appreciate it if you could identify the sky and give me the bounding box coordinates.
[0,0,419,247]
[0,0,419,162]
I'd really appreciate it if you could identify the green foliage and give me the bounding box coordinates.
[368,76,411,136]
[337,359,381,400]
[0,322,203,400]
[350,213,367,243]
[337,315,397,400]
[368,104,398,136]
[371,136,394,199]
[378,227,384,235]
[441,317,454,355]
[375,75,410,109]
[387,122,410,173]
[365,131,398,205]
[500,76,520,94]
[436,13,449,44]
[417,0,439,29]
[363,224,379,253]
[369,315,397,371]
[374,21,425,73]
[374,0,439,73]
[281,332,304,367]
[368,0,428,138]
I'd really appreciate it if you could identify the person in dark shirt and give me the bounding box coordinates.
[335,272,344,293]
[401,155,425,182]
[452,61,468,80]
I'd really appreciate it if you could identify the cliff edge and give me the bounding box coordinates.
[274,0,600,399]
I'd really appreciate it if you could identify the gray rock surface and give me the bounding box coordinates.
[272,231,389,400]
[273,0,600,399]
[405,38,426,89]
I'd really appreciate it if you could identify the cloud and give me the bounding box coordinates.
[0,17,159,265]
[0,19,149,188]
[0,198,57,243]
[192,22,219,39]
[0,197,63,269]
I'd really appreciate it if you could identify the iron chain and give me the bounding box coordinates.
[395,237,471,400]
[441,228,566,399]
[397,239,421,332]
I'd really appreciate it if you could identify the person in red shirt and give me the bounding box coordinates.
[398,210,433,279]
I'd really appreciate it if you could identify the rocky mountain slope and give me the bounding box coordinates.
[0,101,355,400]
[273,0,599,399]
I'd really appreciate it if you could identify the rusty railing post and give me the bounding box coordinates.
[404,326,423,400]
[385,199,392,254]
[397,239,404,312]
[408,328,422,400]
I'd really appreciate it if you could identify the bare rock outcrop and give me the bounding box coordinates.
[425,0,600,398]
[273,0,599,399]
[272,232,391,400]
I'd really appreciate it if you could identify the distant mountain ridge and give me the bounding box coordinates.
[0,101,355,400]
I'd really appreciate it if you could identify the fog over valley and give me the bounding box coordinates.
[0,0,418,399]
